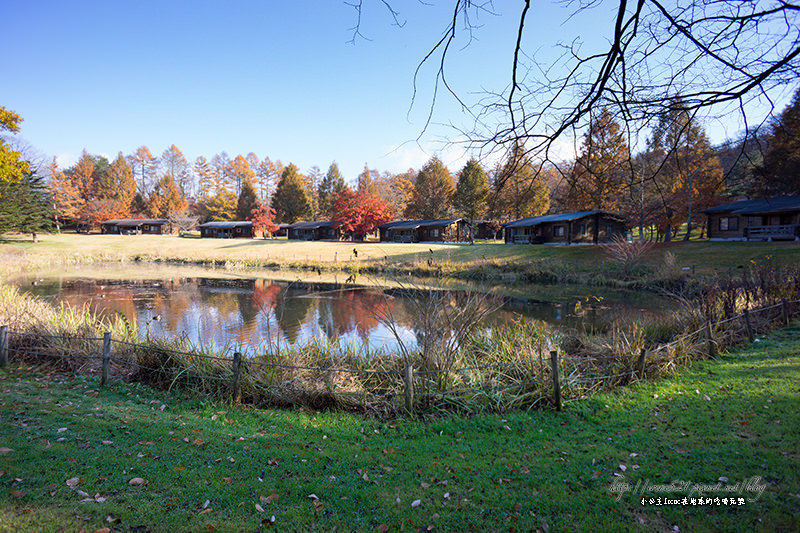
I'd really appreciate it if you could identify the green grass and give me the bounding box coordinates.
[1,324,798,532]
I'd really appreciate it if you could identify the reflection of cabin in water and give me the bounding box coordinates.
[504,211,626,244]
[702,195,800,241]
[198,221,254,238]
[378,218,469,243]
[101,218,170,235]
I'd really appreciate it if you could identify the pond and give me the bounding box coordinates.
[14,264,676,355]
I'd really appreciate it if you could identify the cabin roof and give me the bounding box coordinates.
[289,220,336,230]
[102,218,168,226]
[504,210,623,228]
[379,218,463,230]
[198,221,253,229]
[701,195,800,215]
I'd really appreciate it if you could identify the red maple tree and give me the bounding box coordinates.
[248,202,280,238]
[331,189,394,240]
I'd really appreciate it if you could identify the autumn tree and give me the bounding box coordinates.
[160,145,192,197]
[147,173,187,219]
[47,157,83,230]
[194,156,215,199]
[357,163,381,196]
[452,158,489,241]
[97,152,136,215]
[331,188,393,240]
[198,190,237,221]
[235,177,259,220]
[491,143,550,220]
[564,108,630,211]
[317,162,347,218]
[229,154,255,196]
[271,163,312,223]
[758,87,800,196]
[255,157,283,201]
[406,156,453,219]
[247,202,280,238]
[647,103,723,240]
[128,146,157,197]
[0,106,29,188]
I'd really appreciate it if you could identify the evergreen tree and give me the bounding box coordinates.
[452,158,489,241]
[317,162,347,218]
[565,108,630,211]
[406,156,454,219]
[758,87,800,195]
[0,172,55,241]
[271,163,312,223]
[647,100,723,240]
[491,142,550,220]
[236,177,259,220]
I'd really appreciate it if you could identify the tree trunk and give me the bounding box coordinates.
[32,232,38,243]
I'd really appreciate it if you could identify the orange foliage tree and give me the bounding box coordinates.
[331,189,393,240]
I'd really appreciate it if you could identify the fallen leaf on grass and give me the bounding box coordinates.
[11,490,26,499]
[420,482,430,488]
[255,504,264,512]
[222,477,233,483]
[411,499,421,508]
[260,493,279,504]
[377,524,389,533]
[199,509,212,515]
[101,441,113,445]
[203,500,210,509]
[128,477,147,486]
[66,477,80,488]
[0,447,13,454]
[93,528,110,533]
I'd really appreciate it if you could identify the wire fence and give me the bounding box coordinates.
[0,298,796,415]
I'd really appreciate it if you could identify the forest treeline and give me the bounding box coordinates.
[2,88,799,241]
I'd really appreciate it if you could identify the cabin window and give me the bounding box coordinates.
[553,225,565,237]
[431,229,440,237]
[719,217,738,231]
[606,225,613,236]
[578,224,586,235]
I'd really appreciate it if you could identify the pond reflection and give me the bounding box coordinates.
[20,275,673,355]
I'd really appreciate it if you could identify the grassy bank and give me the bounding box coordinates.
[1,324,798,532]
[2,233,800,287]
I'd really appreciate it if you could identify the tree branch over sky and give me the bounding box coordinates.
[356,0,799,167]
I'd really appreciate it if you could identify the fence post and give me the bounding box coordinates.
[636,347,647,379]
[549,350,562,411]
[743,308,755,343]
[232,352,242,403]
[403,364,414,415]
[782,299,790,325]
[704,320,717,358]
[100,332,111,386]
[0,326,8,367]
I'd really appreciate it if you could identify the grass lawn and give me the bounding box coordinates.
[1,324,798,532]
[2,232,800,280]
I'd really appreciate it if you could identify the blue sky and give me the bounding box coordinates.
[4,1,789,183]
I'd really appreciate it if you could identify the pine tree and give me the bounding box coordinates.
[406,156,454,219]
[452,158,489,241]
[0,172,55,241]
[236,177,259,220]
[491,143,550,220]
[271,164,312,223]
[758,87,800,195]
[318,162,347,218]
[565,108,630,211]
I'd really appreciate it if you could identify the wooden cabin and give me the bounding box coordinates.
[101,218,170,235]
[198,221,254,238]
[702,195,800,241]
[504,211,626,245]
[474,220,503,240]
[378,218,469,243]
[288,221,342,241]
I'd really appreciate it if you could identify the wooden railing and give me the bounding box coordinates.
[746,224,799,240]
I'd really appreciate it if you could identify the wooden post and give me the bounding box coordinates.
[0,326,8,367]
[705,320,717,358]
[100,332,111,386]
[691,265,696,277]
[550,350,562,411]
[782,299,790,325]
[232,352,242,403]
[404,364,414,415]
[743,308,755,343]
[636,347,646,379]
